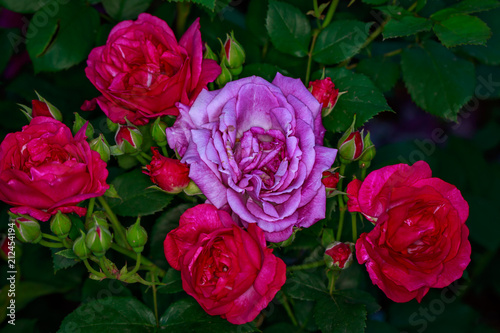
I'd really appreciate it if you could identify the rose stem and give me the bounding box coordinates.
[134,153,149,166]
[361,168,367,181]
[97,196,131,250]
[140,152,152,162]
[279,292,298,326]
[351,212,358,242]
[336,164,347,241]
[322,0,340,29]
[99,256,114,278]
[42,233,62,242]
[328,272,336,296]
[152,272,159,327]
[161,145,168,156]
[286,260,325,272]
[121,253,142,280]
[175,2,190,37]
[39,239,64,248]
[110,243,165,277]
[83,259,105,278]
[86,197,96,220]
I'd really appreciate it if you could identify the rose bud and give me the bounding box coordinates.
[322,171,340,190]
[90,134,111,163]
[143,148,190,194]
[126,218,148,253]
[359,131,376,169]
[203,42,219,62]
[324,241,355,269]
[73,112,95,139]
[150,117,168,147]
[0,235,15,261]
[115,125,143,154]
[73,230,90,260]
[12,215,42,244]
[85,211,109,231]
[50,211,72,239]
[308,77,340,117]
[215,60,233,88]
[85,225,113,257]
[31,100,63,121]
[338,131,364,163]
[221,31,245,71]
[80,98,97,111]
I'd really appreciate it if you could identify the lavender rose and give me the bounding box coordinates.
[167,74,337,242]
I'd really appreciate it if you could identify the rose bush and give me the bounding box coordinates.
[85,13,221,125]
[164,204,286,324]
[347,161,471,302]
[0,117,109,221]
[166,74,337,242]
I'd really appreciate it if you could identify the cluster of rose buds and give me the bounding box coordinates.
[337,117,376,167]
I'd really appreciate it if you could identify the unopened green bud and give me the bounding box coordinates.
[50,211,72,239]
[73,113,94,139]
[151,117,168,147]
[12,215,42,244]
[126,218,148,253]
[73,230,90,260]
[359,131,376,169]
[216,60,233,88]
[221,31,245,69]
[229,66,243,76]
[86,225,113,257]
[204,42,219,62]
[90,134,111,162]
[115,125,143,154]
[85,211,109,231]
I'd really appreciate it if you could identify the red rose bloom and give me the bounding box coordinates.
[85,13,221,125]
[164,204,286,324]
[347,161,470,302]
[0,117,109,221]
[144,148,190,193]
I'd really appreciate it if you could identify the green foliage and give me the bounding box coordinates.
[102,0,154,20]
[107,169,173,216]
[314,295,367,333]
[433,15,491,47]
[401,40,475,121]
[26,0,100,72]
[266,0,311,57]
[356,56,400,92]
[313,20,369,65]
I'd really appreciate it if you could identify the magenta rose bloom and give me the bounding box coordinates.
[164,204,286,324]
[166,74,337,242]
[85,13,221,125]
[347,161,471,302]
[0,117,109,221]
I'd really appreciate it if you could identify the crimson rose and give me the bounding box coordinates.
[164,204,286,324]
[347,161,471,302]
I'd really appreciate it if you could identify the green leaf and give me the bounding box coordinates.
[401,40,475,121]
[0,0,50,13]
[58,297,156,332]
[52,248,79,272]
[102,0,154,21]
[434,15,491,47]
[322,68,392,132]
[313,20,369,65]
[383,16,433,39]
[476,64,500,99]
[266,0,311,57]
[314,295,367,333]
[283,271,329,301]
[165,0,217,10]
[159,298,257,332]
[356,56,400,92]
[107,169,173,216]
[461,9,500,64]
[158,268,184,294]
[333,289,381,314]
[362,0,389,4]
[431,0,500,21]
[26,1,100,72]
[246,0,269,46]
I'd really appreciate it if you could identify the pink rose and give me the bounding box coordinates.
[347,161,471,302]
[85,13,221,125]
[0,117,109,221]
[164,204,286,324]
[143,148,190,193]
